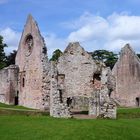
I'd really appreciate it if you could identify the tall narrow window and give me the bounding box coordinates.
[15,91,19,105]
[59,89,63,103]
[136,97,140,107]
[22,78,25,87]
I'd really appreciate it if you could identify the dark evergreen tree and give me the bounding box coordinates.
[6,50,17,66]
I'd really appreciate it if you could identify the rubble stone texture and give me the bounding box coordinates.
[50,62,71,118]
[112,44,140,107]
[0,15,116,119]
[57,42,97,108]
[89,67,116,119]
[15,15,48,109]
[49,42,116,118]
[0,65,18,104]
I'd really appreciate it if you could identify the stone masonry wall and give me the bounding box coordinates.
[0,65,18,105]
[89,67,116,119]
[0,15,117,119]
[50,62,71,118]
[57,42,98,98]
[16,15,48,109]
[112,44,140,107]
[49,42,116,118]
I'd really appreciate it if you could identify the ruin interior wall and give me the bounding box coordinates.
[56,42,98,110]
[50,42,116,119]
[57,42,97,97]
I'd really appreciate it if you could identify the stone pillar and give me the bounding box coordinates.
[50,62,71,118]
[89,89,100,116]
[89,67,116,119]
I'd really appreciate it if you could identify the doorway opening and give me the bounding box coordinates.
[67,97,72,107]
[136,97,140,107]
[15,91,19,105]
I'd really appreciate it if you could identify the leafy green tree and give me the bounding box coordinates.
[91,50,118,69]
[0,35,7,69]
[6,50,17,66]
[50,49,63,61]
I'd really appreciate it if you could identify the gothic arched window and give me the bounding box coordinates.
[25,34,33,56]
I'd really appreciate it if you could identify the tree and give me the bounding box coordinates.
[137,54,140,59]
[6,50,17,66]
[0,35,7,69]
[50,49,63,62]
[91,50,118,69]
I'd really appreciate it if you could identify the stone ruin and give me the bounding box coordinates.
[49,42,116,118]
[0,15,116,119]
[89,67,116,118]
[15,15,48,109]
[112,44,140,107]
[0,65,18,104]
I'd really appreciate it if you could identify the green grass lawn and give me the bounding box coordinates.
[117,107,140,119]
[0,104,140,140]
[0,102,34,110]
[0,103,49,116]
[0,116,140,140]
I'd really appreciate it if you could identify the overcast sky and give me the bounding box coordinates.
[1,0,140,57]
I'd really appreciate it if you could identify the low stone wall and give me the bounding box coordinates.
[70,96,89,110]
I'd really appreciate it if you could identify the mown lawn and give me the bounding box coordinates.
[0,116,140,140]
[0,102,34,110]
[0,104,140,140]
[0,103,49,116]
[117,107,140,119]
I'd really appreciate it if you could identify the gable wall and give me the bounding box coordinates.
[112,45,140,107]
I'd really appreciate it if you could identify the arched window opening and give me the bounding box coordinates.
[25,35,33,49]
[25,34,33,56]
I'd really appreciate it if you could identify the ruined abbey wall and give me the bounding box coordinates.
[0,65,18,104]
[0,15,117,119]
[112,44,140,107]
[15,15,48,109]
[49,42,116,118]
[89,67,116,118]
[56,42,98,110]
